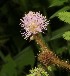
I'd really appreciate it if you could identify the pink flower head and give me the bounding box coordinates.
[20,11,49,40]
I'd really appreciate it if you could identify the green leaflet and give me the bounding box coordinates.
[57,11,70,24]
[63,31,70,40]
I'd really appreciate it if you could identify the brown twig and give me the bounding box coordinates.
[34,34,70,70]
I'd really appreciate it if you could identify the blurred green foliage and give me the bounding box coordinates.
[0,0,70,76]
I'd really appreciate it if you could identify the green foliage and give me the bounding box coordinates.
[48,0,68,7]
[57,11,70,24]
[26,67,49,76]
[0,55,17,76]
[47,66,52,71]
[15,46,35,70]
[45,24,70,41]
[50,6,70,19]
[0,46,35,76]
[63,31,70,40]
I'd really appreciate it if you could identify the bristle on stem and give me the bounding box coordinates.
[34,34,70,70]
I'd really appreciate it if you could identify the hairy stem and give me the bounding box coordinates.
[34,34,70,70]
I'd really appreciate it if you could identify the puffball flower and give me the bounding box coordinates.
[20,11,49,40]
